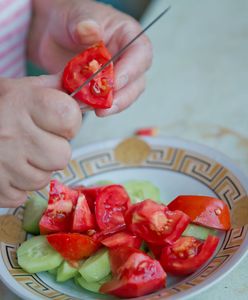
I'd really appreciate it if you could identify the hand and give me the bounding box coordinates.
[29,0,153,116]
[0,76,82,207]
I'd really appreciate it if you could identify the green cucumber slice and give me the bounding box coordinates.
[123,180,161,203]
[48,267,59,276]
[22,195,47,234]
[56,261,78,282]
[94,180,114,186]
[17,236,63,273]
[76,274,112,293]
[182,224,216,240]
[79,248,110,282]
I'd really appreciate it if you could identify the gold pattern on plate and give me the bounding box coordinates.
[0,215,25,244]
[114,137,151,165]
[231,196,248,228]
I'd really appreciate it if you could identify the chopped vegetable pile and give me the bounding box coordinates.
[18,179,231,298]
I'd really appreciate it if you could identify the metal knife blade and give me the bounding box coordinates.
[70,6,171,111]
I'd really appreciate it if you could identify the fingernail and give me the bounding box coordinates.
[76,20,101,43]
[98,104,119,117]
[116,74,129,90]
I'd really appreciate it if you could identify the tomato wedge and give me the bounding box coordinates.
[125,199,190,245]
[74,186,103,212]
[95,185,131,231]
[168,195,231,230]
[46,233,98,261]
[101,232,142,249]
[160,235,219,276]
[71,193,95,232]
[62,41,114,109]
[100,247,166,298]
[39,180,79,234]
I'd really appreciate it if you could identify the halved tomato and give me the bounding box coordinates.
[46,233,98,261]
[100,246,166,298]
[168,195,231,230]
[95,185,131,231]
[101,232,142,249]
[160,235,219,276]
[39,180,79,234]
[125,199,190,245]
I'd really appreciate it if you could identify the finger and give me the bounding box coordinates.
[113,22,152,91]
[72,20,102,46]
[29,88,82,140]
[8,162,51,191]
[0,185,27,208]
[16,74,62,89]
[27,127,72,172]
[96,75,146,117]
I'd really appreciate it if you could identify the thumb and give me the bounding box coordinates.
[69,19,102,46]
[17,74,62,90]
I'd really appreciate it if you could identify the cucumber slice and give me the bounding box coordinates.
[79,248,110,282]
[22,195,47,234]
[123,180,161,203]
[76,274,112,293]
[17,236,63,273]
[182,224,216,240]
[94,180,114,186]
[56,261,78,282]
[48,267,59,276]
[140,241,149,253]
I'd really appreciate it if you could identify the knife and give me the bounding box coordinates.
[70,6,171,111]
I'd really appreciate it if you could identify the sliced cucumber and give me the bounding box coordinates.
[140,241,149,253]
[56,261,78,282]
[94,180,114,186]
[79,248,110,282]
[22,195,47,234]
[76,274,112,293]
[123,180,161,203]
[48,267,59,276]
[182,224,216,240]
[17,236,63,273]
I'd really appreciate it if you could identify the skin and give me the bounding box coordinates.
[0,0,152,207]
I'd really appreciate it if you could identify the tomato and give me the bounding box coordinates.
[101,232,142,249]
[95,185,131,231]
[168,195,231,230]
[71,193,95,232]
[39,180,79,234]
[147,243,163,259]
[135,127,158,137]
[92,224,126,242]
[160,235,219,276]
[62,41,114,109]
[100,247,166,298]
[74,186,103,212]
[46,233,98,261]
[125,199,190,245]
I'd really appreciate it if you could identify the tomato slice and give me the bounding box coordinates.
[95,185,131,231]
[125,199,190,245]
[46,233,98,261]
[39,180,79,234]
[92,224,126,242]
[100,247,166,298]
[71,193,95,232]
[168,195,231,230]
[101,232,142,249]
[160,235,219,276]
[74,186,103,212]
[62,41,114,109]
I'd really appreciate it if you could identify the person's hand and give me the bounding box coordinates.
[29,0,153,116]
[0,76,82,207]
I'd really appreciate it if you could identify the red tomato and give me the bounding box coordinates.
[147,243,163,259]
[46,233,98,261]
[125,199,190,245]
[101,232,142,249]
[100,247,166,298]
[62,41,114,109]
[39,180,79,234]
[160,235,219,276]
[135,127,158,137]
[168,195,231,230]
[74,186,103,212]
[92,224,126,242]
[71,193,95,232]
[95,185,131,231]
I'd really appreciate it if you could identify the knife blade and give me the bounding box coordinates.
[70,6,171,111]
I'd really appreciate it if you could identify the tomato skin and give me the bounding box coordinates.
[39,180,79,235]
[100,247,166,298]
[125,199,190,245]
[135,127,158,137]
[46,233,98,261]
[160,235,219,276]
[168,195,231,230]
[71,193,95,232]
[74,186,103,212]
[95,185,131,231]
[92,224,126,242]
[62,41,114,109]
[101,232,142,249]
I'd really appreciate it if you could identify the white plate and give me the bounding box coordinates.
[0,137,247,300]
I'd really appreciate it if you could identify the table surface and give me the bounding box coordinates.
[1,0,248,299]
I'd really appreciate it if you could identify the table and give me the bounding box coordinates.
[1,0,248,299]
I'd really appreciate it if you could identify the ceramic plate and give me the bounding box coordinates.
[0,137,248,300]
